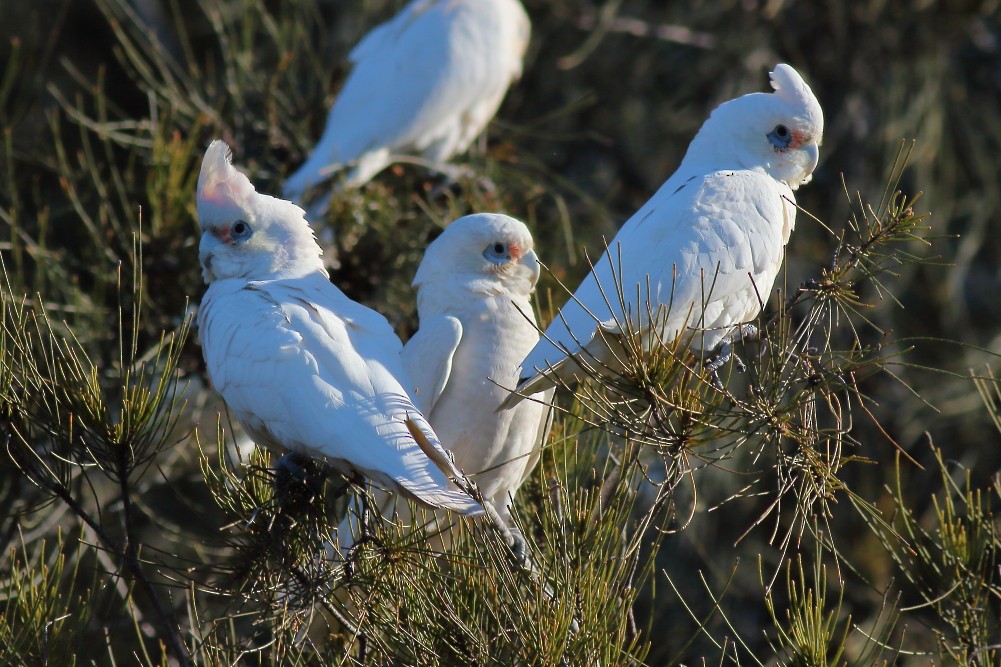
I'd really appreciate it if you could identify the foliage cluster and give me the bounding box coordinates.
[1,1,1001,665]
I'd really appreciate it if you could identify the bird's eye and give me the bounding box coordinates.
[231,220,253,242]
[767,124,792,150]
[483,242,509,264]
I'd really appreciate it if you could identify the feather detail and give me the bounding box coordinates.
[405,417,461,481]
[282,0,531,211]
[769,64,824,138]
[197,140,258,226]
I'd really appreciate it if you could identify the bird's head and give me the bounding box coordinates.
[196,140,326,284]
[413,213,540,298]
[689,63,824,190]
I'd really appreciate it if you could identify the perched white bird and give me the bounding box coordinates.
[282,0,531,211]
[505,64,824,404]
[195,140,482,516]
[401,213,552,523]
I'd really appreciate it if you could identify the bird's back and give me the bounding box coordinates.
[199,273,482,515]
[283,0,529,198]
[520,168,794,378]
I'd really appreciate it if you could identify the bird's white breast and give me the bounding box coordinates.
[423,289,544,504]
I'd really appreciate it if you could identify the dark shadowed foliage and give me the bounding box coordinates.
[1,1,1000,665]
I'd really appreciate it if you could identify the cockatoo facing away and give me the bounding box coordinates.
[401,213,551,523]
[505,63,824,405]
[195,140,482,516]
[282,0,531,211]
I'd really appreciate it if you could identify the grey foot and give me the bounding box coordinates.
[427,164,496,200]
[705,324,759,388]
[508,527,529,568]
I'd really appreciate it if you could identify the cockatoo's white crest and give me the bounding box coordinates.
[196,140,258,225]
[769,64,824,135]
[505,64,824,406]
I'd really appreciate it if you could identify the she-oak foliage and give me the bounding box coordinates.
[1,0,1000,665]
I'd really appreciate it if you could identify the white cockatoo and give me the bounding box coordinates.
[401,213,552,524]
[505,63,824,405]
[282,0,531,211]
[195,139,482,516]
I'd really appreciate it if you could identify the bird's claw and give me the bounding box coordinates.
[733,323,760,344]
[508,527,529,568]
[427,164,496,200]
[705,341,739,389]
[705,324,759,387]
[704,340,733,375]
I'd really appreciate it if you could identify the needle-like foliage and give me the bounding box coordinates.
[2,1,1000,665]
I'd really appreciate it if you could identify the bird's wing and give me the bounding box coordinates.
[341,0,519,155]
[515,387,555,489]
[516,169,791,387]
[401,314,463,416]
[646,170,792,338]
[347,0,438,65]
[199,276,481,515]
[284,0,513,196]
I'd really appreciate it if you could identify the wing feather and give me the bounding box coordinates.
[518,169,791,384]
[401,315,463,415]
[283,0,527,198]
[198,274,481,515]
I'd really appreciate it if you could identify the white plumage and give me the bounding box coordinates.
[195,140,482,516]
[506,64,824,404]
[401,213,552,522]
[283,0,531,209]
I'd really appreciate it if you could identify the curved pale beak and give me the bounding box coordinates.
[790,143,820,190]
[521,248,541,285]
[803,143,820,174]
[199,232,221,283]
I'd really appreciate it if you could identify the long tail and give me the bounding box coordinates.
[402,417,484,516]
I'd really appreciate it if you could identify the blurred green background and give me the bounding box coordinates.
[2,0,1001,663]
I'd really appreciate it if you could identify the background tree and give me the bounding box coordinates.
[1,0,1000,664]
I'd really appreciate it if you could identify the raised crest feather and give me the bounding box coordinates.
[768,64,823,133]
[768,63,806,96]
[196,140,258,225]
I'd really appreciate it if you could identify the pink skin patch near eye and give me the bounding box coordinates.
[789,129,807,149]
[213,225,232,244]
[508,244,523,260]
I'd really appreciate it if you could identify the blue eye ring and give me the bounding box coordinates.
[231,220,253,242]
[767,124,792,150]
[483,242,509,264]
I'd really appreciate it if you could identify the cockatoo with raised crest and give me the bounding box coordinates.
[195,140,482,516]
[401,213,552,525]
[504,63,824,406]
[282,0,531,213]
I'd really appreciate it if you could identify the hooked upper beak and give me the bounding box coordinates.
[198,232,220,283]
[789,143,820,190]
[803,143,820,174]
[521,248,541,285]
